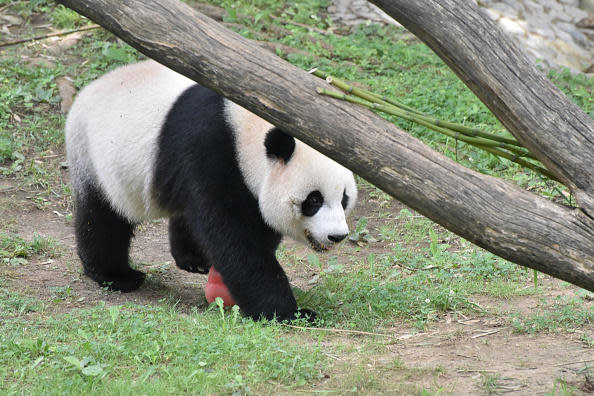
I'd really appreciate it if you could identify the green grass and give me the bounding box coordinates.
[297,213,533,331]
[0,297,323,394]
[511,295,594,334]
[203,0,590,200]
[0,232,62,265]
[545,378,583,396]
[0,288,45,317]
[1,0,593,393]
[2,0,590,331]
[298,266,481,330]
[481,373,501,394]
[5,0,586,277]
[0,61,64,163]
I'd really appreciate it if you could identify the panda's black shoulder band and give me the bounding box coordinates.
[264,128,295,164]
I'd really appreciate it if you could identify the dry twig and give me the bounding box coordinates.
[281,323,397,338]
[0,24,100,48]
[554,358,594,367]
[471,329,501,338]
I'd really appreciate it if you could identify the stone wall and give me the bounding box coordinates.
[329,0,594,73]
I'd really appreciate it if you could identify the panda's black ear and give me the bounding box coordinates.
[264,128,295,164]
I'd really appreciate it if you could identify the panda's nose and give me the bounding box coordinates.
[328,233,347,243]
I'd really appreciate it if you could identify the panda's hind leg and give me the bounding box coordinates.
[169,216,209,274]
[74,183,144,292]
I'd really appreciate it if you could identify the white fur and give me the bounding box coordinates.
[225,102,357,249]
[67,60,357,249]
[66,60,194,222]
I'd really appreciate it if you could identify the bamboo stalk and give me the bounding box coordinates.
[311,69,559,180]
[314,70,522,147]
[369,91,521,146]
[316,88,532,156]
[316,87,558,181]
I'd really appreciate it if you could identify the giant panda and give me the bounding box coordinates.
[65,60,357,322]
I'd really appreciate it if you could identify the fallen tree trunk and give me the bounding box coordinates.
[55,0,594,291]
[369,0,594,217]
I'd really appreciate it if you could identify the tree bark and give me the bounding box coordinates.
[55,0,594,291]
[369,0,594,217]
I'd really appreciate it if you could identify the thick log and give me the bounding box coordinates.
[55,0,594,291]
[370,0,594,217]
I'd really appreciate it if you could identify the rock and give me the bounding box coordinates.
[577,15,594,29]
[540,0,561,12]
[525,16,557,39]
[502,0,525,13]
[560,0,580,6]
[490,2,520,18]
[580,0,594,13]
[524,0,545,14]
[329,0,593,73]
[45,32,82,56]
[0,13,23,25]
[569,28,591,47]
[524,34,558,59]
[552,8,575,23]
[25,57,55,68]
[554,25,575,42]
[482,7,502,21]
[56,77,76,114]
[500,17,527,36]
[563,6,588,22]
[550,38,592,69]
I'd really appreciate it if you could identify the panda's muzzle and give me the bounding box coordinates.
[305,230,330,252]
[304,230,347,252]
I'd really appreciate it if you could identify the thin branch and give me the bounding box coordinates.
[554,358,594,367]
[470,329,501,338]
[281,323,397,338]
[0,24,101,48]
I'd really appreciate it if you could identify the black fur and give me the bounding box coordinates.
[149,85,312,322]
[73,83,313,322]
[264,127,295,163]
[301,190,323,217]
[169,216,209,274]
[341,189,349,210]
[74,183,144,292]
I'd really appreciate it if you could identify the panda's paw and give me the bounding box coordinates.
[173,255,209,274]
[87,269,145,292]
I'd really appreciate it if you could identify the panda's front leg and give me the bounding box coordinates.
[215,248,317,323]
[186,210,316,322]
[169,216,210,274]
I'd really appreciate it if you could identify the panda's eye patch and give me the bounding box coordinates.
[302,190,324,217]
[341,189,349,210]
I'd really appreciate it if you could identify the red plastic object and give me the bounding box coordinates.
[205,267,236,307]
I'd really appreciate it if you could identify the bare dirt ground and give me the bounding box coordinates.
[1,5,592,393]
[1,172,593,395]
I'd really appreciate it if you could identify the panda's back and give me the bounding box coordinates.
[66,60,196,221]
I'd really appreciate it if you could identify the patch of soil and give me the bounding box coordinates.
[6,203,209,312]
[388,320,592,394]
[1,6,591,391]
[2,187,592,395]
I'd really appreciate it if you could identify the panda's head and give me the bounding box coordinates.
[259,128,357,251]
